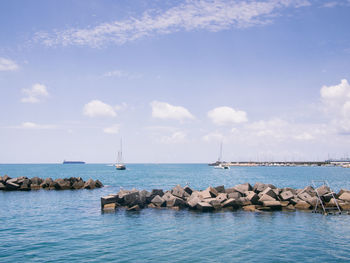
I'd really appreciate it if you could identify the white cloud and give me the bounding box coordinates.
[103,124,120,134]
[151,101,194,121]
[34,0,310,48]
[293,132,314,141]
[83,100,117,117]
[208,106,247,125]
[320,79,350,101]
[18,122,56,130]
[0,57,19,71]
[21,83,49,103]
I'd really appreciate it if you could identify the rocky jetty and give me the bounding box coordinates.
[0,175,103,191]
[101,183,350,213]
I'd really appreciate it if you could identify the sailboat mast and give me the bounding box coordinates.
[218,141,223,162]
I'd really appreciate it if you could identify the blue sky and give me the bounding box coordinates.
[1,0,350,163]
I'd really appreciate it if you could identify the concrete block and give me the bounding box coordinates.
[0,182,5,190]
[300,186,316,197]
[124,191,140,206]
[31,177,43,185]
[262,201,282,210]
[172,185,186,198]
[6,182,20,190]
[214,185,225,193]
[339,202,350,211]
[253,182,268,193]
[294,201,311,210]
[316,185,330,196]
[297,192,312,202]
[183,186,193,195]
[151,195,166,207]
[259,194,276,202]
[84,179,96,189]
[222,198,239,208]
[237,197,252,206]
[260,187,277,199]
[101,195,117,208]
[216,193,228,203]
[234,183,252,194]
[187,196,201,209]
[167,196,186,208]
[127,205,140,211]
[103,203,116,211]
[228,192,242,199]
[339,192,350,202]
[246,192,259,205]
[196,202,214,212]
[225,187,238,194]
[280,191,294,201]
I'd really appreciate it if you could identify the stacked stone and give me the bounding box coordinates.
[101,182,350,212]
[0,175,103,191]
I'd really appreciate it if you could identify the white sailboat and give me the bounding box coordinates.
[214,141,230,169]
[115,139,126,170]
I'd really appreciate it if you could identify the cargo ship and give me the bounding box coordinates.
[62,160,86,164]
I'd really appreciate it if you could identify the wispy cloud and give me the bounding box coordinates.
[208,106,248,125]
[103,124,120,134]
[21,83,49,103]
[13,122,57,130]
[0,57,19,71]
[34,0,311,48]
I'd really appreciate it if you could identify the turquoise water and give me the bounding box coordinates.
[1,164,350,262]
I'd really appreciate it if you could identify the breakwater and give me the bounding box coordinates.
[101,183,350,213]
[0,175,103,191]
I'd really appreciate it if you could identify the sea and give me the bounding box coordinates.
[1,164,350,262]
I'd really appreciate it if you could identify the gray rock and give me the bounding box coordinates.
[298,192,312,202]
[214,185,225,193]
[31,177,43,185]
[187,196,201,209]
[295,201,311,210]
[124,191,140,207]
[339,192,350,202]
[84,179,96,189]
[151,195,166,207]
[196,202,214,212]
[225,187,238,194]
[300,186,316,197]
[0,182,5,190]
[280,191,294,201]
[228,192,242,199]
[222,198,239,208]
[172,185,187,198]
[260,187,277,199]
[6,182,20,190]
[259,193,276,202]
[72,180,84,189]
[253,182,268,193]
[246,192,259,205]
[2,175,10,183]
[7,178,19,184]
[262,201,282,210]
[95,180,103,188]
[316,185,330,196]
[167,196,186,208]
[183,186,193,195]
[216,193,228,203]
[127,205,140,211]
[101,195,118,208]
[234,183,252,194]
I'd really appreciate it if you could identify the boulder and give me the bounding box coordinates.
[101,194,118,208]
[322,193,334,203]
[237,197,252,206]
[259,194,276,202]
[300,186,316,197]
[19,183,31,191]
[187,196,202,209]
[2,175,10,183]
[222,198,239,208]
[183,186,193,195]
[216,193,228,203]
[253,182,268,193]
[209,199,222,210]
[294,201,311,210]
[246,192,259,205]
[95,180,103,188]
[31,177,43,186]
[139,190,151,206]
[148,203,157,208]
[40,178,52,188]
[172,185,189,199]
[200,189,213,199]
[55,179,71,190]
[72,180,84,189]
[234,183,252,194]
[228,192,242,199]
[260,187,277,199]
[282,187,297,195]
[150,189,164,198]
[167,196,186,208]
[123,191,141,207]
[285,204,296,211]
[6,182,20,190]
[316,185,330,196]
[262,201,282,210]
[339,192,350,202]
[7,178,19,184]
[151,195,166,207]
[225,187,238,194]
[339,202,350,211]
[0,182,5,190]
[280,201,289,207]
[297,192,312,202]
[337,189,350,197]
[306,196,318,207]
[214,185,225,193]
[279,191,294,201]
[196,202,214,212]
[84,179,96,189]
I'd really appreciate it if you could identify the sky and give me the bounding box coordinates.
[1,0,350,163]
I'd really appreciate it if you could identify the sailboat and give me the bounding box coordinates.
[115,139,126,170]
[213,141,230,169]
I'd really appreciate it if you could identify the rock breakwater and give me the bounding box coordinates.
[0,175,103,191]
[101,183,350,213]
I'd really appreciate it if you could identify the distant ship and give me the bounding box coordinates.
[63,160,85,164]
[115,139,126,170]
[209,141,230,169]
